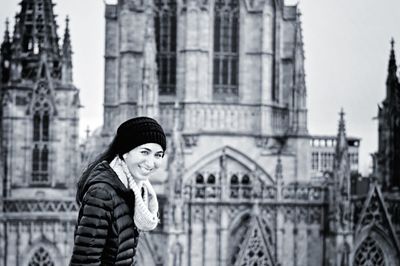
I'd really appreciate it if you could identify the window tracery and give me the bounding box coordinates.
[28,247,55,266]
[213,0,240,99]
[31,82,52,185]
[230,216,274,266]
[354,236,385,266]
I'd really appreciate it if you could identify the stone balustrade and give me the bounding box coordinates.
[3,199,78,213]
[183,183,327,203]
[160,102,291,135]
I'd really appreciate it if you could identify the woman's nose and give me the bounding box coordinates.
[144,157,155,168]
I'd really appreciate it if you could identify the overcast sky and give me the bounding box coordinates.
[1,0,400,175]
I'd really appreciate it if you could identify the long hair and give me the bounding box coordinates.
[76,136,121,204]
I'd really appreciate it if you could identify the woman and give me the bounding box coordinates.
[70,116,166,265]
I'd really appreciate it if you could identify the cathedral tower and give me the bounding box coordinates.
[376,39,400,191]
[101,1,317,265]
[0,0,79,264]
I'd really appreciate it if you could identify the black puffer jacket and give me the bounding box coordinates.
[70,161,140,265]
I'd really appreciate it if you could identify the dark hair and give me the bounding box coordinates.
[76,135,121,204]
[76,116,167,204]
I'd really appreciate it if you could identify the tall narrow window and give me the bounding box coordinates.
[213,0,240,99]
[42,110,49,141]
[32,145,40,182]
[41,145,48,173]
[33,112,41,141]
[155,0,177,95]
[31,82,51,185]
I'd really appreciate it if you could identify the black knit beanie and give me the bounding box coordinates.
[116,117,167,156]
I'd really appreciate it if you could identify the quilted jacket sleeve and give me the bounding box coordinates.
[70,186,113,265]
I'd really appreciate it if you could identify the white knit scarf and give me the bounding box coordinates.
[110,157,159,231]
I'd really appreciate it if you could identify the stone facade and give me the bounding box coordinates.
[98,1,321,265]
[0,0,79,265]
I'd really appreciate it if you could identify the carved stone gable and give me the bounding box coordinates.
[355,185,400,253]
[231,216,275,266]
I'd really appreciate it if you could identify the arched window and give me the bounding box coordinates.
[33,112,41,141]
[231,175,239,184]
[213,0,240,99]
[242,174,252,199]
[196,174,204,184]
[28,247,55,266]
[354,236,385,266]
[230,174,239,198]
[242,174,251,185]
[154,0,177,95]
[31,82,51,185]
[206,174,217,198]
[195,174,205,198]
[207,174,216,184]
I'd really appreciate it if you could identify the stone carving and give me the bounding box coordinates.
[183,135,198,148]
[4,199,78,213]
[181,0,209,12]
[191,205,204,223]
[127,0,145,12]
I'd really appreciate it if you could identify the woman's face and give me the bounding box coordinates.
[123,143,165,181]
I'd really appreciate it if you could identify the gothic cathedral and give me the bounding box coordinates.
[0,0,400,266]
[0,0,79,265]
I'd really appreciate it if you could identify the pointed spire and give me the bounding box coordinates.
[15,0,60,55]
[3,18,10,44]
[336,108,348,154]
[62,16,72,59]
[386,38,399,102]
[12,13,20,44]
[388,38,397,79]
[334,109,350,200]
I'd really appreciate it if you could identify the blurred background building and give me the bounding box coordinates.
[0,0,399,265]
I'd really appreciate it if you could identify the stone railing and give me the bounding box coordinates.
[280,184,327,202]
[183,183,327,203]
[183,103,261,134]
[3,199,79,213]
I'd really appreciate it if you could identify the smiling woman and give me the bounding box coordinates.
[69,116,167,266]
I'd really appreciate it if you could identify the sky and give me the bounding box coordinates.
[1,0,400,175]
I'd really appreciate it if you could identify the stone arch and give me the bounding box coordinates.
[352,225,400,266]
[183,145,274,185]
[21,238,62,266]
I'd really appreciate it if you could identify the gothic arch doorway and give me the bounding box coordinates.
[27,247,54,266]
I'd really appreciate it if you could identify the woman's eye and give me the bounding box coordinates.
[141,150,149,155]
[155,153,163,159]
